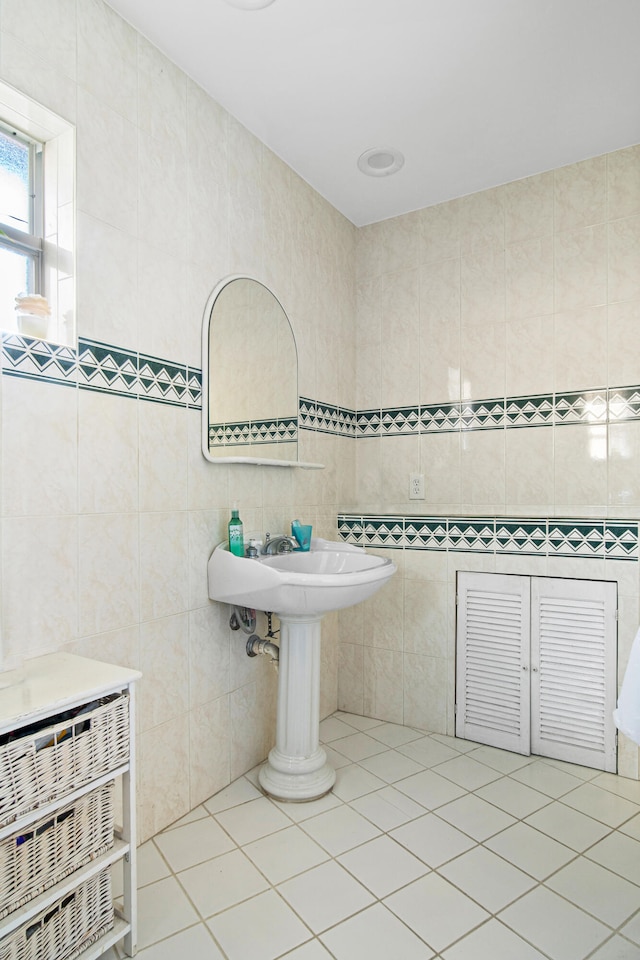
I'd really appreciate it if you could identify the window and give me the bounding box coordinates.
[0,81,75,345]
[0,122,44,328]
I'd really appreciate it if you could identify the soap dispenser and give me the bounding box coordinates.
[228,502,244,557]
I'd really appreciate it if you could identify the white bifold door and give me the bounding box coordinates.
[455,572,617,773]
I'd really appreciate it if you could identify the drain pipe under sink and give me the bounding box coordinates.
[246,634,279,668]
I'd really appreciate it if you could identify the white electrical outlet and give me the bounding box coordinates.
[409,473,425,500]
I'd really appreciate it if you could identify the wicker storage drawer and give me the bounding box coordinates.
[0,868,114,960]
[0,783,115,920]
[0,696,129,828]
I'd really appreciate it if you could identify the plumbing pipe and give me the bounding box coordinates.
[230,606,257,634]
[246,634,279,667]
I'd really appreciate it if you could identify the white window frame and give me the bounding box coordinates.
[0,120,44,294]
[0,81,75,346]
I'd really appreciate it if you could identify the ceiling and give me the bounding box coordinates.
[106,0,640,226]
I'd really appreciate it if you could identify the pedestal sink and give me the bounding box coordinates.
[208,538,396,801]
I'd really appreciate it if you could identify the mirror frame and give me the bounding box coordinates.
[201,274,323,468]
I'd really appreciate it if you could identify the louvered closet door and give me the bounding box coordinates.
[456,572,531,754]
[531,577,617,773]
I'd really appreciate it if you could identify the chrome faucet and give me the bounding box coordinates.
[262,533,298,555]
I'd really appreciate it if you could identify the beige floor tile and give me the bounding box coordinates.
[394,768,466,809]
[438,846,536,912]
[320,903,434,960]
[178,848,269,917]
[486,822,576,879]
[499,885,610,960]
[585,830,640,885]
[301,803,380,855]
[277,860,374,933]
[243,824,329,883]
[391,813,476,867]
[137,925,224,959]
[337,834,429,897]
[214,795,292,845]
[432,754,503,790]
[464,744,534,774]
[350,785,426,830]
[397,737,460,767]
[509,759,585,798]
[136,876,200,950]
[153,816,235,873]
[475,776,551,818]
[207,889,311,960]
[588,935,640,959]
[330,731,389,761]
[331,761,386,800]
[203,777,262,814]
[436,793,516,841]
[546,857,640,927]
[366,721,425,748]
[441,918,547,960]
[384,873,489,953]
[358,748,424,783]
[525,800,611,851]
[561,783,640,828]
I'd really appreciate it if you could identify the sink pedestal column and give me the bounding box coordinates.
[259,613,336,802]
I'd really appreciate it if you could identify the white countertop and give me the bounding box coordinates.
[0,653,141,734]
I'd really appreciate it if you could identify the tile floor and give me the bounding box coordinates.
[107,712,640,960]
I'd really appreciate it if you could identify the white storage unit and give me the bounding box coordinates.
[0,654,141,959]
[455,572,617,772]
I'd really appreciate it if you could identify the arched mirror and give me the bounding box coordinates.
[201,275,322,467]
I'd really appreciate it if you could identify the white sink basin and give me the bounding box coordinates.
[207,537,396,616]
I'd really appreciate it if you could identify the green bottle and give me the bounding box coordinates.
[228,502,244,557]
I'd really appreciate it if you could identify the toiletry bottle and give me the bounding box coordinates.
[228,503,244,557]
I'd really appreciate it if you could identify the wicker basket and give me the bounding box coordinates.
[0,695,129,828]
[0,783,115,920]
[0,868,113,960]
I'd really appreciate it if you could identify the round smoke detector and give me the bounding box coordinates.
[357,147,405,177]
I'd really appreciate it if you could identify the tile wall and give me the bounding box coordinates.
[0,0,356,842]
[339,148,640,778]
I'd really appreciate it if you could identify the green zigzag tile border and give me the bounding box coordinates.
[3,333,640,441]
[338,514,639,561]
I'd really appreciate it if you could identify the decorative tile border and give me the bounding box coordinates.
[359,387,625,438]
[2,334,77,387]
[299,398,356,437]
[338,514,639,561]
[2,333,639,442]
[209,417,298,447]
[1,334,202,408]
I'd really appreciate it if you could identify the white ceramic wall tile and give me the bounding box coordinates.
[2,515,78,660]
[138,714,191,842]
[504,171,554,244]
[554,304,607,391]
[2,377,77,516]
[78,512,139,635]
[139,613,189,731]
[553,223,608,312]
[139,511,189,621]
[78,392,138,514]
[77,0,137,122]
[608,144,640,220]
[554,156,607,233]
[505,236,554,322]
[76,88,137,234]
[419,198,461,263]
